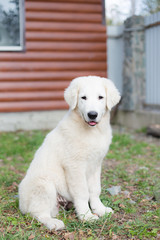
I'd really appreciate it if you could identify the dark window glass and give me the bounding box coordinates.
[0,0,25,51]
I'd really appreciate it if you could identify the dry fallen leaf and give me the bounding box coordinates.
[140,199,148,203]
[7,225,13,232]
[119,203,125,208]
[28,234,35,240]
[125,225,131,229]
[112,233,120,240]
[0,228,5,233]
[87,229,93,235]
[64,232,75,240]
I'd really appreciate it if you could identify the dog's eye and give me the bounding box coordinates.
[81,96,87,100]
[98,96,104,100]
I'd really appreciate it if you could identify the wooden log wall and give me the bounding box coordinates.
[0,0,107,112]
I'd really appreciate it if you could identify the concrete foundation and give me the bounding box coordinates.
[0,109,160,132]
[0,110,67,132]
[115,110,160,129]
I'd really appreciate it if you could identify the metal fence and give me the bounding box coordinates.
[107,11,160,107]
[145,12,160,106]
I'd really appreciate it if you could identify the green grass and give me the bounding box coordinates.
[0,130,160,239]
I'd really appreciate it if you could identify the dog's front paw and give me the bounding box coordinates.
[104,207,114,215]
[46,219,65,231]
[79,212,99,222]
[93,206,114,217]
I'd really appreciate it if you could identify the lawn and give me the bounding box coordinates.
[0,129,160,240]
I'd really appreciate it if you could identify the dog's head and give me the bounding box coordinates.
[64,76,121,127]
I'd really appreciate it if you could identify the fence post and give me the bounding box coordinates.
[122,16,145,111]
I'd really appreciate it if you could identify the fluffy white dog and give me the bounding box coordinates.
[19,76,121,230]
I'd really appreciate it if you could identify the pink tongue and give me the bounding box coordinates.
[89,121,96,126]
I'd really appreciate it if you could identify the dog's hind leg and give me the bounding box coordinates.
[35,213,64,231]
[27,181,65,230]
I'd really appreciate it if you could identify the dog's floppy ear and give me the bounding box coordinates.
[64,79,79,110]
[103,78,121,111]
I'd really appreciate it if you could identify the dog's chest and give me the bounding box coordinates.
[85,135,108,160]
[72,130,110,162]
[58,119,112,165]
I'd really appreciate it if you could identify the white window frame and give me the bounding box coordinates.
[0,0,25,51]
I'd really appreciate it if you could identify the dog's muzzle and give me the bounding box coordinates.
[87,111,98,126]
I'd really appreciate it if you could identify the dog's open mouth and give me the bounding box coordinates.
[88,121,97,126]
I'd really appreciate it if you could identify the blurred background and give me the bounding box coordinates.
[106,0,160,131]
[0,0,160,132]
[106,0,160,25]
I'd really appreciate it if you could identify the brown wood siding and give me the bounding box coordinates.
[0,0,107,112]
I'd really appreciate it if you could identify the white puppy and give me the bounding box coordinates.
[19,76,121,230]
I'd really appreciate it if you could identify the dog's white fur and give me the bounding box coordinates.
[19,76,121,230]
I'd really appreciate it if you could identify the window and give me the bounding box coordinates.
[0,0,25,51]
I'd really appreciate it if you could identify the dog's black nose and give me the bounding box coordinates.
[88,111,98,120]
